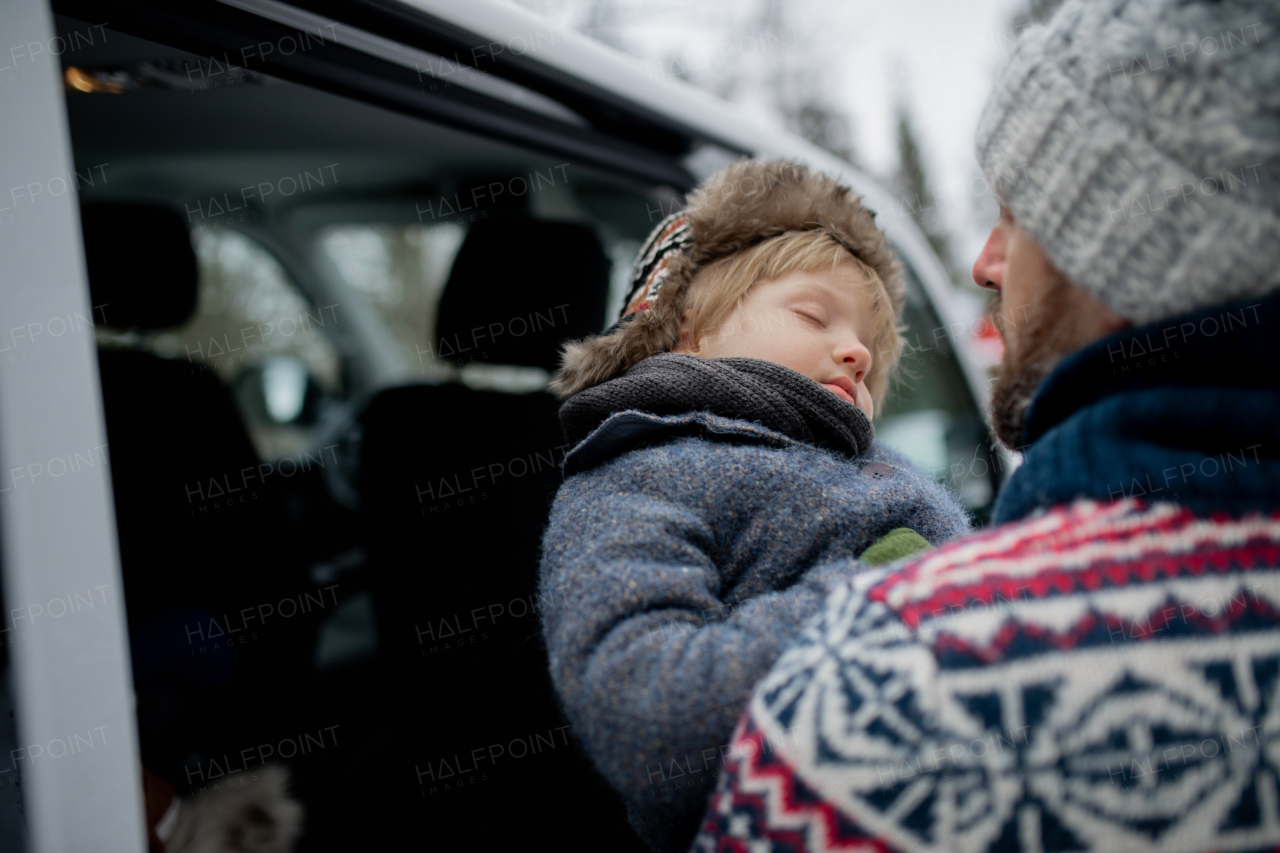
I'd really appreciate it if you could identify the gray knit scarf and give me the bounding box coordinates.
[559,353,874,457]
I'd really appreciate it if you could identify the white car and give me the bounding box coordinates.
[0,0,1003,849]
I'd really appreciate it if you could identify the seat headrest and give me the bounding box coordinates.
[81,204,199,330]
[435,219,610,372]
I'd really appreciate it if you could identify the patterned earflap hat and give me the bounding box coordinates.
[549,159,903,400]
[620,212,694,318]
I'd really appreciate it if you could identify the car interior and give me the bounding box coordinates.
[35,9,1002,849]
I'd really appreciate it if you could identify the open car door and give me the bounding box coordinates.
[0,1,145,850]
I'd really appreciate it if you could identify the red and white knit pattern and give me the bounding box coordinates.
[623,213,691,317]
[695,499,1280,853]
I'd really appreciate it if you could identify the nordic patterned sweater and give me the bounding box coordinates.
[538,408,971,853]
[695,291,1280,852]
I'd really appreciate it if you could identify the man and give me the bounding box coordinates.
[693,0,1280,850]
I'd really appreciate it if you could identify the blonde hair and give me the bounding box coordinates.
[679,229,902,407]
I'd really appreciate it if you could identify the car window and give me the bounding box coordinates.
[319,222,465,379]
[96,227,345,461]
[318,214,641,391]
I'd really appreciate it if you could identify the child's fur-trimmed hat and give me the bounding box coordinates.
[549,160,904,400]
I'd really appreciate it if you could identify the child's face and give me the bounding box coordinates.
[674,262,877,419]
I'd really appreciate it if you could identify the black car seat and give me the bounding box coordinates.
[354,218,648,847]
[85,206,261,625]
[83,204,303,784]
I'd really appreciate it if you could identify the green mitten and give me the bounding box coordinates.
[859,528,931,566]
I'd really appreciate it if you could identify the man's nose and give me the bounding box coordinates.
[972,223,1007,291]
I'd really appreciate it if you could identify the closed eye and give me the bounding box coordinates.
[794,309,825,326]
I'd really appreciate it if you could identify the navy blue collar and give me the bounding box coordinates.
[993,291,1280,524]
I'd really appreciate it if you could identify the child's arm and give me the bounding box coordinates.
[539,475,858,847]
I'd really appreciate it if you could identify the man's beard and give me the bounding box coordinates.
[988,277,1078,451]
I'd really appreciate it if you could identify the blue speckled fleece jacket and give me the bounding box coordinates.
[538,402,971,851]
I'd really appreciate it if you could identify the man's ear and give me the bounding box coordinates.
[1099,303,1131,336]
[671,309,698,354]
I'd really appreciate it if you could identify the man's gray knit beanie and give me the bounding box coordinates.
[976,0,1280,325]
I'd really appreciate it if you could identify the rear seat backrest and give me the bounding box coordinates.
[359,217,611,640]
[433,217,611,371]
[83,203,299,784]
[356,217,637,838]
[83,203,275,630]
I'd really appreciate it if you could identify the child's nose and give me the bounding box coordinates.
[839,339,872,383]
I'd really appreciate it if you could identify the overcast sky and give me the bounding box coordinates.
[826,0,1029,264]
[512,0,1029,273]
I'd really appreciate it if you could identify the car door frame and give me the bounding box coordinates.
[0,1,147,850]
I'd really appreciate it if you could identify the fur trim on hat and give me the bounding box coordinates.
[165,764,303,853]
[550,159,903,400]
